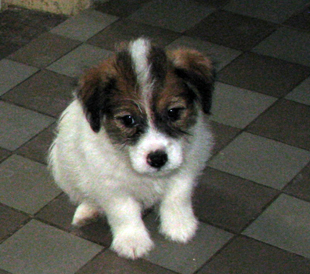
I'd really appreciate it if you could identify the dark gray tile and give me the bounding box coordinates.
[76,250,175,274]
[218,52,310,97]
[247,99,310,151]
[3,70,74,117]
[209,121,241,155]
[9,32,81,68]
[0,149,11,164]
[284,163,310,202]
[198,236,310,274]
[129,0,214,33]
[88,19,180,51]
[185,10,276,51]
[194,168,279,233]
[95,0,151,17]
[284,4,310,32]
[16,124,56,165]
[37,193,113,247]
[0,204,29,242]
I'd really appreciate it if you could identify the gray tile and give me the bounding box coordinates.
[0,155,61,214]
[166,36,241,71]
[286,77,310,106]
[3,70,74,117]
[0,220,102,274]
[51,9,118,41]
[194,168,279,233]
[129,0,214,32]
[8,32,81,68]
[0,148,11,164]
[198,236,310,274]
[253,27,310,67]
[0,204,29,242]
[144,213,233,274]
[211,83,277,128]
[185,10,276,51]
[48,44,113,77]
[88,18,180,51]
[207,133,310,189]
[244,194,310,259]
[224,0,309,23]
[77,250,175,274]
[247,99,310,151]
[218,52,310,97]
[284,4,310,32]
[0,59,38,96]
[0,101,55,151]
[16,124,56,164]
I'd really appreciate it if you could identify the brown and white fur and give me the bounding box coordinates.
[48,38,215,259]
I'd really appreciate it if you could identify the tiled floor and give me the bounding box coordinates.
[0,1,310,273]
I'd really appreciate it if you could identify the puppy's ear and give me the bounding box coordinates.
[77,66,115,133]
[169,49,215,114]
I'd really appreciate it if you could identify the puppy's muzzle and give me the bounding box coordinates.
[147,150,168,169]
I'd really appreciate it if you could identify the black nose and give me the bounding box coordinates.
[147,150,168,169]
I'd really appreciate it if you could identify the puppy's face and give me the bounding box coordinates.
[78,39,214,175]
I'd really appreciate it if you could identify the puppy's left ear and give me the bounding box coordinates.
[169,49,215,114]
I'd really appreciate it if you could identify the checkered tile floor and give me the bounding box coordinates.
[1,1,310,273]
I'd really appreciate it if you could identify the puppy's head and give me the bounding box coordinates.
[78,38,214,175]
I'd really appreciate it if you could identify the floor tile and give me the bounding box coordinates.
[194,168,279,233]
[284,4,310,32]
[198,236,310,274]
[284,163,310,202]
[0,155,61,214]
[37,193,113,247]
[129,0,214,32]
[166,36,241,71]
[0,205,29,242]
[211,82,277,128]
[0,220,102,274]
[8,32,81,68]
[207,132,310,189]
[95,0,151,17]
[88,18,180,51]
[3,70,75,117]
[0,149,11,164]
[47,44,113,77]
[144,213,233,274]
[218,52,310,97]
[209,121,241,155]
[51,9,118,41]
[253,27,310,67]
[224,0,309,23]
[16,124,56,164]
[185,10,276,51]
[0,269,11,274]
[244,194,310,259]
[247,99,310,151]
[0,101,55,151]
[0,59,38,96]
[76,250,175,274]
[286,77,310,105]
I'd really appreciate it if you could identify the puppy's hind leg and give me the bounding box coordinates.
[72,202,100,227]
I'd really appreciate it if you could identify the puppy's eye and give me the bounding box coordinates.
[119,115,137,128]
[167,108,185,122]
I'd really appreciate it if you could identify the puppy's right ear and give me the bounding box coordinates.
[77,66,115,133]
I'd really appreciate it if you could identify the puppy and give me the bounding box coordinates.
[48,38,214,259]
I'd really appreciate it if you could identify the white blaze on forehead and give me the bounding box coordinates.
[129,38,153,91]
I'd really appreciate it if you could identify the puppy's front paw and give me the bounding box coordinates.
[160,212,198,243]
[111,227,154,259]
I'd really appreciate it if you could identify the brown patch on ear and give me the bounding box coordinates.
[77,57,117,132]
[168,48,215,114]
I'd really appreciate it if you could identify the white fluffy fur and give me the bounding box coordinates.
[49,99,213,259]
